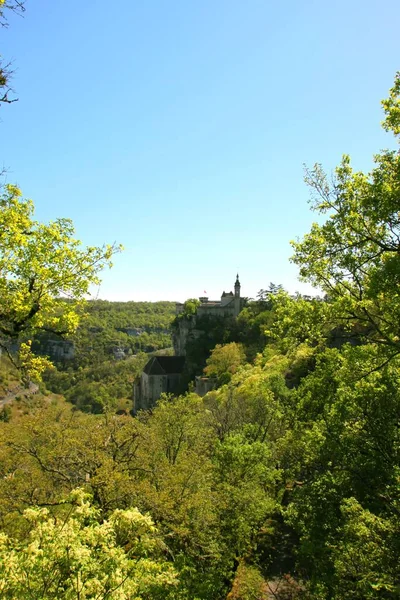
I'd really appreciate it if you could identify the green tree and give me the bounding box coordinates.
[0,185,120,379]
[174,298,200,321]
[182,298,200,317]
[332,497,400,599]
[204,342,246,384]
[291,73,400,358]
[0,488,178,599]
[275,73,400,598]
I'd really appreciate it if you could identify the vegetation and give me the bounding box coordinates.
[0,184,120,381]
[1,2,399,595]
[204,342,246,385]
[38,300,175,413]
[70,299,175,366]
[0,488,178,599]
[43,352,149,414]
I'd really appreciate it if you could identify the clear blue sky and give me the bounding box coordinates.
[1,0,399,301]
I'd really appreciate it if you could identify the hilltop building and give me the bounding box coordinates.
[134,275,244,411]
[176,274,244,319]
[174,274,245,356]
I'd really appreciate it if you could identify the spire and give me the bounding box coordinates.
[234,274,241,316]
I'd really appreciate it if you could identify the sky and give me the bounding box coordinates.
[1,0,399,302]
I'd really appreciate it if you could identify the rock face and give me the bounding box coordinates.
[173,275,245,356]
[172,318,202,357]
[134,276,245,411]
[133,356,185,413]
[33,338,75,361]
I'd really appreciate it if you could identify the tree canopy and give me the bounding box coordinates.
[0,184,120,379]
[1,18,400,597]
[0,488,178,599]
[291,73,400,358]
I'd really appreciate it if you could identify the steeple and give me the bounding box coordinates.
[234,274,241,317]
[234,273,240,296]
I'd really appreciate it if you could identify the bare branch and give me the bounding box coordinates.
[0,1,25,27]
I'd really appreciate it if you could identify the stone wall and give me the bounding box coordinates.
[195,376,216,397]
[134,371,183,412]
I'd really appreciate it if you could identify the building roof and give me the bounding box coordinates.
[199,298,235,308]
[199,301,221,306]
[143,356,185,376]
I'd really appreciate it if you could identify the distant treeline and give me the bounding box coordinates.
[38,300,176,412]
[34,300,176,367]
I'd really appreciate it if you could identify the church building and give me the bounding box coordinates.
[133,355,185,413]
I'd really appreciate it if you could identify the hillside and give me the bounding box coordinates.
[1,5,399,594]
[34,300,176,367]
[36,300,176,413]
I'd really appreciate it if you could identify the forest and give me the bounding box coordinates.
[1,2,399,599]
[38,300,175,413]
[1,73,400,597]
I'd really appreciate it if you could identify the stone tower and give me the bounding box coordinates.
[234,273,241,317]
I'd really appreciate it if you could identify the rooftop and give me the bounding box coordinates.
[143,356,185,376]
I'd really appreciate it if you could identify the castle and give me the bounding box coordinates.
[176,274,244,320]
[174,274,245,356]
[133,275,245,412]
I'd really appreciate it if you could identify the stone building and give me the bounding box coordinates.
[176,274,244,320]
[194,375,216,397]
[134,275,245,411]
[133,355,185,413]
[174,274,245,356]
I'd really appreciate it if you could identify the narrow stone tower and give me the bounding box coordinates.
[234,273,241,317]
